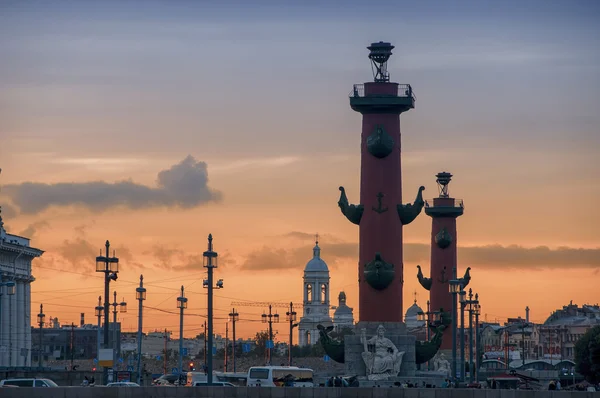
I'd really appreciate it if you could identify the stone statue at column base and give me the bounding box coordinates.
[360,325,405,381]
[433,352,451,377]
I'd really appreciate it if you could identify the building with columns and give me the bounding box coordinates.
[298,239,332,346]
[0,209,44,367]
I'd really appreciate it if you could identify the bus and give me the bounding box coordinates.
[246,366,313,387]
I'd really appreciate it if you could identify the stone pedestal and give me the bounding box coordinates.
[344,322,416,378]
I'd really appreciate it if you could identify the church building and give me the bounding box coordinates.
[332,291,354,331]
[298,239,332,346]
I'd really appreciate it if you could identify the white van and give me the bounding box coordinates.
[186,372,207,386]
[185,371,225,386]
[0,378,58,387]
[246,366,313,387]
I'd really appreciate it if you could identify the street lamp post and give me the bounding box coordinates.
[96,240,119,385]
[203,234,223,386]
[229,309,239,372]
[286,302,298,366]
[473,295,480,382]
[135,275,146,385]
[0,275,16,358]
[417,301,441,371]
[261,305,279,365]
[459,289,466,382]
[467,288,475,383]
[177,285,188,379]
[111,292,127,372]
[94,296,102,365]
[37,304,45,368]
[449,272,461,383]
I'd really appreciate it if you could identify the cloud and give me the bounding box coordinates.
[0,204,18,219]
[145,244,236,272]
[402,243,600,270]
[2,155,221,214]
[240,232,600,271]
[53,157,148,172]
[281,231,345,243]
[33,224,144,274]
[210,156,302,174]
[241,242,357,271]
[56,235,98,269]
[19,220,51,239]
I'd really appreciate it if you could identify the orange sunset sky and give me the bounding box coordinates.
[0,1,598,342]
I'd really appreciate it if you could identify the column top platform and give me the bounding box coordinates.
[349,83,415,114]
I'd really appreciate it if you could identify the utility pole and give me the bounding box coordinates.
[203,322,207,366]
[95,240,119,385]
[261,305,279,365]
[135,275,146,385]
[95,296,102,367]
[37,304,45,368]
[286,302,298,366]
[228,309,239,373]
[176,285,187,378]
[225,322,229,372]
[111,291,126,373]
[163,329,168,375]
[202,234,224,386]
[70,322,75,371]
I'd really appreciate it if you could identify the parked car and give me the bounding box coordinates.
[0,378,58,387]
[153,373,184,385]
[106,382,140,387]
[193,381,235,387]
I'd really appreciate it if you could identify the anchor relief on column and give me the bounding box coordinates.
[372,192,388,214]
[397,186,425,225]
[338,186,363,225]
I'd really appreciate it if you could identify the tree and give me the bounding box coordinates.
[253,330,278,357]
[574,325,600,384]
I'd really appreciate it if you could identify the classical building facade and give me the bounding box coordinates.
[298,240,332,346]
[541,302,600,360]
[0,210,44,367]
[332,291,354,331]
[30,323,121,364]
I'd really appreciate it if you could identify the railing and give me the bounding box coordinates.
[425,199,464,208]
[349,84,416,101]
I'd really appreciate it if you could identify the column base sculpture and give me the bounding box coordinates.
[360,325,405,380]
[344,322,416,379]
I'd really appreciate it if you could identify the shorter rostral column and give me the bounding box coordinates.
[421,172,469,350]
[338,42,425,322]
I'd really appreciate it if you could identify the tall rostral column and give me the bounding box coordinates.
[338,42,425,322]
[422,172,467,349]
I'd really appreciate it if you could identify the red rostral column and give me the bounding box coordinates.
[338,42,425,323]
[424,172,466,349]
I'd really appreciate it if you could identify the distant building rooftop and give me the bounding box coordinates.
[544,302,600,326]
